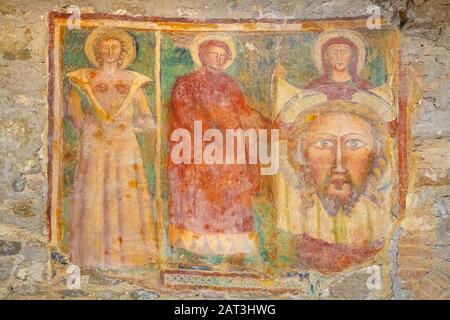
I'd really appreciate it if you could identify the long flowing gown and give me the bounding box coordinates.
[168,67,267,256]
[66,68,158,269]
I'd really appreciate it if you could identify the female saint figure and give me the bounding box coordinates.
[66,27,158,269]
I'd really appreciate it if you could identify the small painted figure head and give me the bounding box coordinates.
[198,40,232,70]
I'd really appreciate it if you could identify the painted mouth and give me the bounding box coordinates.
[331,178,348,189]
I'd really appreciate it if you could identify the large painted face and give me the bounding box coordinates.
[98,38,122,65]
[325,43,352,73]
[203,46,228,70]
[304,112,375,210]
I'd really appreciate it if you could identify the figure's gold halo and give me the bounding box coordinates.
[279,86,395,126]
[311,29,368,75]
[190,34,237,70]
[84,27,136,69]
[291,100,387,129]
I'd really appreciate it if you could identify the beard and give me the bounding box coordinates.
[310,174,369,216]
[317,189,361,216]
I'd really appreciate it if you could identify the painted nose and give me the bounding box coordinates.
[332,140,347,173]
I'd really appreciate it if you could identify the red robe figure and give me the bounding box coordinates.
[168,37,268,258]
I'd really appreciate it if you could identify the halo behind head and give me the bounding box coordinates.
[84,26,136,69]
[311,29,368,75]
[190,34,237,70]
[291,100,386,134]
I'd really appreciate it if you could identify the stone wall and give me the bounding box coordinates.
[0,0,449,299]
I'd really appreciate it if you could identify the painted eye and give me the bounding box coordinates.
[345,139,365,149]
[314,140,334,149]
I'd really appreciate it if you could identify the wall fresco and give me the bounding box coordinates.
[47,13,419,291]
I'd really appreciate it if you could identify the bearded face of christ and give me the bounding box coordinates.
[301,112,377,215]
